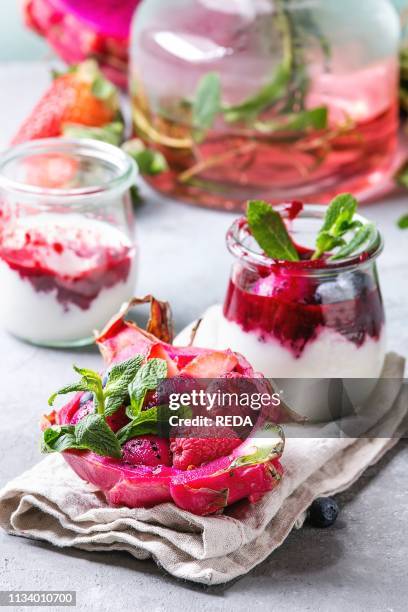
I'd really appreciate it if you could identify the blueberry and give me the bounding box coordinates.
[307,497,339,528]
[79,391,93,406]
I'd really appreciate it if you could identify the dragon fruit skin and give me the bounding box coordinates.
[171,457,283,516]
[52,297,285,515]
[59,394,283,513]
[22,0,140,88]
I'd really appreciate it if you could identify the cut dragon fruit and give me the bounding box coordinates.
[47,297,285,516]
[22,0,141,88]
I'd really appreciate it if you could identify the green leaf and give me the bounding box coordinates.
[320,193,357,234]
[312,193,358,259]
[192,72,221,132]
[75,414,122,458]
[223,63,290,123]
[48,365,104,415]
[104,356,144,417]
[62,122,124,146]
[41,426,77,453]
[247,200,300,262]
[330,223,376,260]
[116,406,163,445]
[48,381,90,406]
[254,106,328,134]
[134,149,168,175]
[122,139,168,175]
[398,214,408,229]
[128,359,168,417]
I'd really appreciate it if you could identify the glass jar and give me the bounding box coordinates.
[0,138,138,347]
[130,0,400,211]
[219,204,386,382]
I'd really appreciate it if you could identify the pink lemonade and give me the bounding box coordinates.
[130,0,400,210]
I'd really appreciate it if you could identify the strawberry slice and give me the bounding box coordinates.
[181,350,238,378]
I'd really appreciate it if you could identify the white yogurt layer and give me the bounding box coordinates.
[177,304,386,378]
[174,304,386,421]
[0,214,137,345]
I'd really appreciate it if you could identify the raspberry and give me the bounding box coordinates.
[122,435,171,467]
[171,428,241,470]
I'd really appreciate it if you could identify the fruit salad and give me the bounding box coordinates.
[40,297,285,516]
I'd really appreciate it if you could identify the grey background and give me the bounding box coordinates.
[0,62,407,612]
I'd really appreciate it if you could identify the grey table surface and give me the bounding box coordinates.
[0,63,407,612]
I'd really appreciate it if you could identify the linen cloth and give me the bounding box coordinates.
[0,353,406,585]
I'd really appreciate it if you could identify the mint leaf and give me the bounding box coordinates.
[104,355,144,417]
[123,139,168,175]
[330,223,376,261]
[75,414,122,458]
[192,72,221,132]
[41,426,77,453]
[398,214,408,229]
[223,63,290,123]
[48,365,104,415]
[42,416,122,458]
[312,193,358,259]
[128,359,168,417]
[254,106,328,134]
[48,381,90,406]
[247,200,300,262]
[116,406,163,445]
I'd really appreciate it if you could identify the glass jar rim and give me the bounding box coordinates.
[226,203,383,274]
[0,138,138,206]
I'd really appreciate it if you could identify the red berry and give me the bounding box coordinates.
[171,428,241,470]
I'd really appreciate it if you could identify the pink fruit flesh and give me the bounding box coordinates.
[122,435,171,467]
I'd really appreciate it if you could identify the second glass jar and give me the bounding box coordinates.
[0,138,138,347]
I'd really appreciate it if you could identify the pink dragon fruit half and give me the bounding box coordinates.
[46,297,285,516]
[22,0,141,88]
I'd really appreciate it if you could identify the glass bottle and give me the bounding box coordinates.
[130,0,400,211]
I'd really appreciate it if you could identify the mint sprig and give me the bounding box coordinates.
[104,356,144,417]
[128,358,168,417]
[42,414,122,459]
[311,193,375,261]
[247,200,300,262]
[48,356,144,418]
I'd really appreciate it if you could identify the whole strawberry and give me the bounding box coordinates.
[12,60,120,144]
[171,427,241,470]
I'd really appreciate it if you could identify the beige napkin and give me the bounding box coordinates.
[0,353,406,586]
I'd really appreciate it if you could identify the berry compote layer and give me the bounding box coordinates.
[0,213,136,345]
[221,263,386,378]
